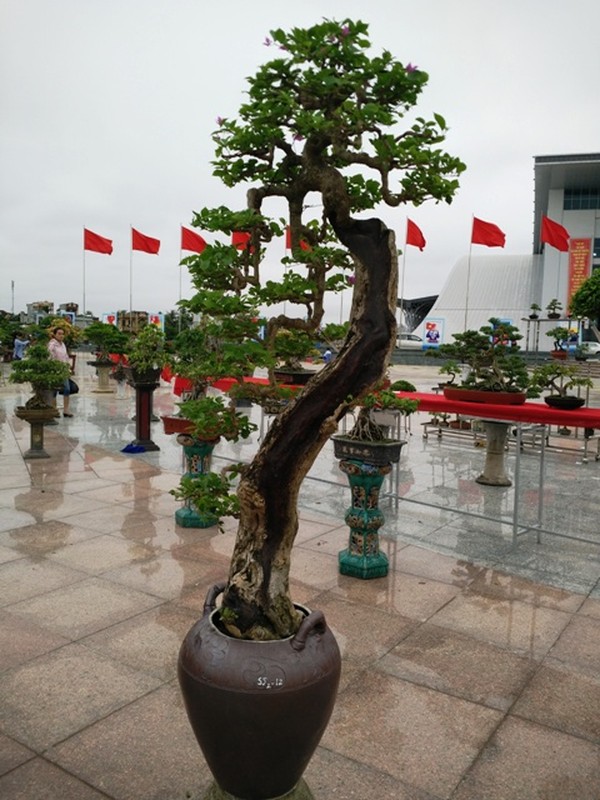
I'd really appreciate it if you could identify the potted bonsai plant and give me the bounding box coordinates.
[124,324,167,451]
[168,395,257,527]
[546,298,563,319]
[175,18,465,800]
[430,318,531,404]
[546,325,570,358]
[529,302,541,320]
[9,340,71,458]
[84,321,130,392]
[529,362,593,409]
[331,388,419,579]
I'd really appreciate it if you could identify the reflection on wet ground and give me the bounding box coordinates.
[0,359,599,799]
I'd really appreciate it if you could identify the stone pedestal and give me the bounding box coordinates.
[476,421,511,486]
[175,436,218,528]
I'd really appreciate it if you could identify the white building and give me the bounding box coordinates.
[413,152,600,350]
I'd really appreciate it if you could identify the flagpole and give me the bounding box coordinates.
[464,216,474,331]
[82,227,87,317]
[129,225,133,316]
[178,245,183,333]
[399,224,408,334]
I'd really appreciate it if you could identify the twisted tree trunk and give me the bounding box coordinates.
[222,215,398,638]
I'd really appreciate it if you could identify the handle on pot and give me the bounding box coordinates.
[291,610,326,652]
[203,582,227,616]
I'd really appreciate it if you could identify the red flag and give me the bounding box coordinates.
[132,228,160,254]
[285,225,311,251]
[541,215,569,252]
[406,219,426,251]
[84,228,113,254]
[471,217,506,248]
[181,227,207,253]
[232,231,251,251]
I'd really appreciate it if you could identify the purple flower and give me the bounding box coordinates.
[340,24,350,37]
[216,116,225,126]
[293,133,304,142]
[347,275,356,286]
[405,63,418,73]
[263,37,273,47]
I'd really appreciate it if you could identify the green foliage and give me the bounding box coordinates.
[431,318,530,392]
[163,308,194,340]
[546,298,563,315]
[545,326,571,351]
[569,270,600,323]
[42,317,83,348]
[169,469,242,533]
[389,379,417,392]
[345,388,419,442]
[529,363,593,398]
[177,395,257,441]
[126,325,167,372]
[9,342,71,406]
[84,322,130,359]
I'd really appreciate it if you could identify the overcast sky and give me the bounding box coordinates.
[2,0,599,323]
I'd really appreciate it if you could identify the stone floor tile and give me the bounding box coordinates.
[0,732,35,777]
[0,758,111,799]
[378,622,537,711]
[322,669,502,798]
[47,683,209,800]
[390,544,486,588]
[428,593,572,657]
[0,641,161,750]
[330,570,461,621]
[46,533,158,574]
[512,659,600,743]
[0,558,87,607]
[451,717,600,800]
[310,593,415,664]
[101,553,228,601]
[81,604,200,681]
[7,576,161,639]
[0,609,70,671]
[579,594,600,619]
[305,746,439,800]
[0,519,104,558]
[288,547,341,591]
[547,614,600,674]
[466,568,587,612]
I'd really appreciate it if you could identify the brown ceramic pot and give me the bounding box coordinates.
[178,583,341,800]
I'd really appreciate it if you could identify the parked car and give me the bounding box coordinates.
[580,341,600,356]
[396,333,424,350]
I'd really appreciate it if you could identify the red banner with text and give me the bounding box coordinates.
[567,238,592,305]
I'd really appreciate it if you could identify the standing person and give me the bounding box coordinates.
[47,327,73,417]
[12,332,29,360]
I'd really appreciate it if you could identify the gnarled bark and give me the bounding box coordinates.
[222,215,398,638]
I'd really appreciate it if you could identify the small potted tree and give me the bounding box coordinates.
[124,325,167,451]
[529,362,593,409]
[546,325,570,358]
[546,298,563,319]
[10,341,71,458]
[84,321,130,392]
[529,303,541,320]
[430,318,531,404]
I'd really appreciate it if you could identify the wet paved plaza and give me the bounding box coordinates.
[1,358,599,799]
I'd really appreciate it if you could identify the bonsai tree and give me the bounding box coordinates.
[126,324,166,375]
[342,387,419,443]
[529,303,541,319]
[430,318,530,393]
[84,321,130,363]
[529,362,593,399]
[9,341,71,408]
[176,395,257,442]
[183,19,464,639]
[546,325,570,351]
[546,298,563,318]
[570,269,600,327]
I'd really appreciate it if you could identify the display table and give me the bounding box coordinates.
[393,391,600,547]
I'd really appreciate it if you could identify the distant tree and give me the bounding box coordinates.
[570,270,600,326]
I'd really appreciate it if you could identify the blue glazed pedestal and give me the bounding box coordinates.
[337,458,391,579]
[175,436,219,529]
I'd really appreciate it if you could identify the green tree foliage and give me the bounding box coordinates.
[569,270,600,324]
[182,19,464,639]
